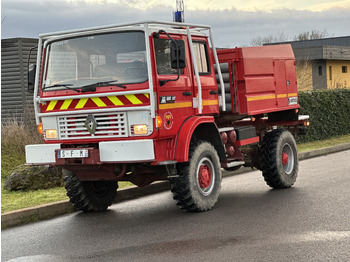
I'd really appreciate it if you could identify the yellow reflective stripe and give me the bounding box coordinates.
[144,93,149,99]
[46,100,58,111]
[277,94,287,98]
[247,95,275,102]
[125,94,142,104]
[60,99,73,110]
[91,97,106,107]
[75,98,89,109]
[203,100,218,106]
[159,102,192,110]
[108,96,124,106]
[288,93,298,97]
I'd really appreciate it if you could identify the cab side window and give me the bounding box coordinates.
[154,38,180,75]
[193,42,210,74]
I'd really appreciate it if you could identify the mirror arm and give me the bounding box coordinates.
[27,46,38,93]
[27,46,38,75]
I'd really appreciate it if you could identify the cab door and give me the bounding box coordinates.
[153,35,194,137]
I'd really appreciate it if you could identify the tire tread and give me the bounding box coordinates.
[260,129,298,189]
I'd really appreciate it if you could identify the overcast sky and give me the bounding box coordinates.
[1,0,350,47]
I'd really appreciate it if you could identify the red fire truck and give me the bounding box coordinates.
[26,21,309,212]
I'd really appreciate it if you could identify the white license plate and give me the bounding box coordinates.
[58,149,89,159]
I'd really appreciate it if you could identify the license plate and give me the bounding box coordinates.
[58,149,89,159]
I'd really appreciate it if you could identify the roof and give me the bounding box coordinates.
[292,46,350,61]
[267,36,350,61]
[268,36,350,48]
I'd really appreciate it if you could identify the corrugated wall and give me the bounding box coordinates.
[1,38,38,125]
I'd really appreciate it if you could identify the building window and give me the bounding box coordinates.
[318,66,322,76]
[329,66,332,80]
[342,66,348,73]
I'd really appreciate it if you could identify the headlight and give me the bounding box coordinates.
[45,129,58,139]
[131,125,148,135]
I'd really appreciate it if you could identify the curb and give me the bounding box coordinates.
[298,142,350,161]
[2,142,350,229]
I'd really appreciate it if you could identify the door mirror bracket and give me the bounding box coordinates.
[158,30,186,86]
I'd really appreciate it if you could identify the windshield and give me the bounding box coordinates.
[43,31,148,91]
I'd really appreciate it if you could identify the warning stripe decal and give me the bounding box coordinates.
[60,99,73,110]
[203,100,218,106]
[247,94,275,102]
[44,93,150,112]
[277,94,287,99]
[158,99,218,110]
[75,98,89,109]
[248,93,298,102]
[159,102,192,110]
[46,100,58,111]
[107,96,123,106]
[91,97,107,107]
[125,94,142,104]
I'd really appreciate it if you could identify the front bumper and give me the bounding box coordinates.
[25,140,155,165]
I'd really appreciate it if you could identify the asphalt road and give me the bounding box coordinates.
[2,150,350,262]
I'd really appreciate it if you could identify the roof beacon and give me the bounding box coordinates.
[174,0,184,22]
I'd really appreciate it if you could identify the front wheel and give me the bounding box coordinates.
[170,141,222,212]
[64,169,118,212]
[260,129,299,188]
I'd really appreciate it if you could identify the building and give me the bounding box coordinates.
[269,36,350,91]
[1,38,38,124]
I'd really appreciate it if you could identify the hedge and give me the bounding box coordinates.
[298,89,350,142]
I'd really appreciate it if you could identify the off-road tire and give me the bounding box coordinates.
[260,129,299,188]
[170,141,222,212]
[64,169,118,212]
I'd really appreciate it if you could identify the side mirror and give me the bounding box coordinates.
[170,40,186,69]
[28,64,36,93]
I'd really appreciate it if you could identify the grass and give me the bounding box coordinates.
[1,181,67,213]
[297,134,350,152]
[2,121,350,213]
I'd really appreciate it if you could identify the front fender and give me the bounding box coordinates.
[175,116,214,162]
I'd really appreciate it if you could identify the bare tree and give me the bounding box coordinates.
[293,29,330,41]
[250,29,331,46]
[250,32,287,46]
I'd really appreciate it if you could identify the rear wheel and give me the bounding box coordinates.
[260,129,299,188]
[170,141,222,212]
[64,169,118,212]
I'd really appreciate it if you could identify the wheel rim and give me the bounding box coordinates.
[90,181,113,198]
[196,157,215,196]
[281,143,294,175]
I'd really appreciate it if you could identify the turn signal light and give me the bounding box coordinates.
[37,123,43,134]
[156,115,163,128]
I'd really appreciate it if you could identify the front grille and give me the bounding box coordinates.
[58,112,128,140]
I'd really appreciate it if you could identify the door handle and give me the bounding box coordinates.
[183,91,192,96]
[210,90,219,95]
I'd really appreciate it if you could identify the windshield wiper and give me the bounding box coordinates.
[80,80,126,93]
[44,84,80,93]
